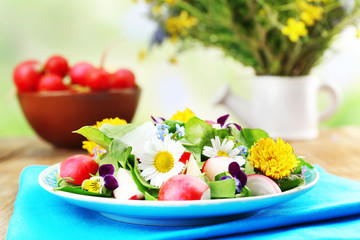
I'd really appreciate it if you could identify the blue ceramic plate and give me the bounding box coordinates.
[39,163,319,226]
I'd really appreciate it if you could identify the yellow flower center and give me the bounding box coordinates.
[217,151,229,157]
[154,151,175,173]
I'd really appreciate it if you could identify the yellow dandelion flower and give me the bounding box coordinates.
[248,137,299,179]
[357,29,360,38]
[82,117,127,155]
[94,117,127,129]
[281,18,308,42]
[170,108,196,123]
[82,140,106,155]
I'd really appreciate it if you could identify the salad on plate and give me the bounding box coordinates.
[55,108,313,201]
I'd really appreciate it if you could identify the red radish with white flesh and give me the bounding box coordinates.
[202,156,236,181]
[59,154,99,185]
[246,174,282,196]
[113,168,144,200]
[158,174,210,201]
[185,155,201,177]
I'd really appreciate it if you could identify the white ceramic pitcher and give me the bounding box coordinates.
[215,76,341,140]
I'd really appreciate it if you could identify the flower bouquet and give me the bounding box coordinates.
[145,0,360,75]
[55,109,313,201]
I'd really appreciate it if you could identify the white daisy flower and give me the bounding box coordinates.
[138,136,185,187]
[203,136,245,166]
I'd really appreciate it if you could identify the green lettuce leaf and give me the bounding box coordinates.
[74,126,112,150]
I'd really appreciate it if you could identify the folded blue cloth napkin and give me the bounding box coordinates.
[7,166,360,240]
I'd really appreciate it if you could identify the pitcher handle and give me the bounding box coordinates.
[318,82,342,122]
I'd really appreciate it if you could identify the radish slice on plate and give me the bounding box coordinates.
[246,174,282,196]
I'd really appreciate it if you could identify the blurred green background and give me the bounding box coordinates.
[0,0,360,137]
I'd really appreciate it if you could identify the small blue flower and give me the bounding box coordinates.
[156,123,172,141]
[236,145,248,156]
[150,27,166,46]
[175,124,185,137]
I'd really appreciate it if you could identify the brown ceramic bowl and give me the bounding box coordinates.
[17,87,141,148]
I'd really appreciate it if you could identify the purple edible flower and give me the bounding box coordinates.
[217,114,230,128]
[216,114,242,131]
[229,161,247,193]
[99,164,115,177]
[151,116,165,124]
[103,174,119,191]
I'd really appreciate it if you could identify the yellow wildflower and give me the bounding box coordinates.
[281,18,308,42]
[152,4,162,15]
[169,56,178,65]
[357,29,360,38]
[165,11,198,42]
[298,1,323,26]
[170,108,196,123]
[248,137,299,179]
[138,49,147,61]
[82,117,127,155]
[165,0,177,5]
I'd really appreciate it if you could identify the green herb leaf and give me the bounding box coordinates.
[244,160,255,175]
[54,186,112,197]
[74,126,112,150]
[239,128,269,148]
[236,186,251,197]
[208,179,236,199]
[292,157,314,174]
[144,191,158,201]
[163,120,184,133]
[184,117,214,150]
[99,123,139,139]
[108,138,132,170]
[276,175,306,191]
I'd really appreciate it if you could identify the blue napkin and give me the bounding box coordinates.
[7,166,360,240]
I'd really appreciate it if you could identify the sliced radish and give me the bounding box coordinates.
[202,156,235,181]
[185,155,202,177]
[246,174,282,196]
[113,168,144,200]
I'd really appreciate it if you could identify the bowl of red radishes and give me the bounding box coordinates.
[13,55,141,148]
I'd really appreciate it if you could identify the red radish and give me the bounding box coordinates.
[202,156,236,181]
[110,69,136,89]
[179,152,192,165]
[37,74,68,91]
[59,154,99,185]
[44,55,69,76]
[246,174,282,196]
[87,68,110,91]
[184,155,201,177]
[113,168,144,200]
[70,62,95,86]
[13,60,42,92]
[158,175,210,201]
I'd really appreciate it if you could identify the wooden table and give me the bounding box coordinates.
[1,126,360,239]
